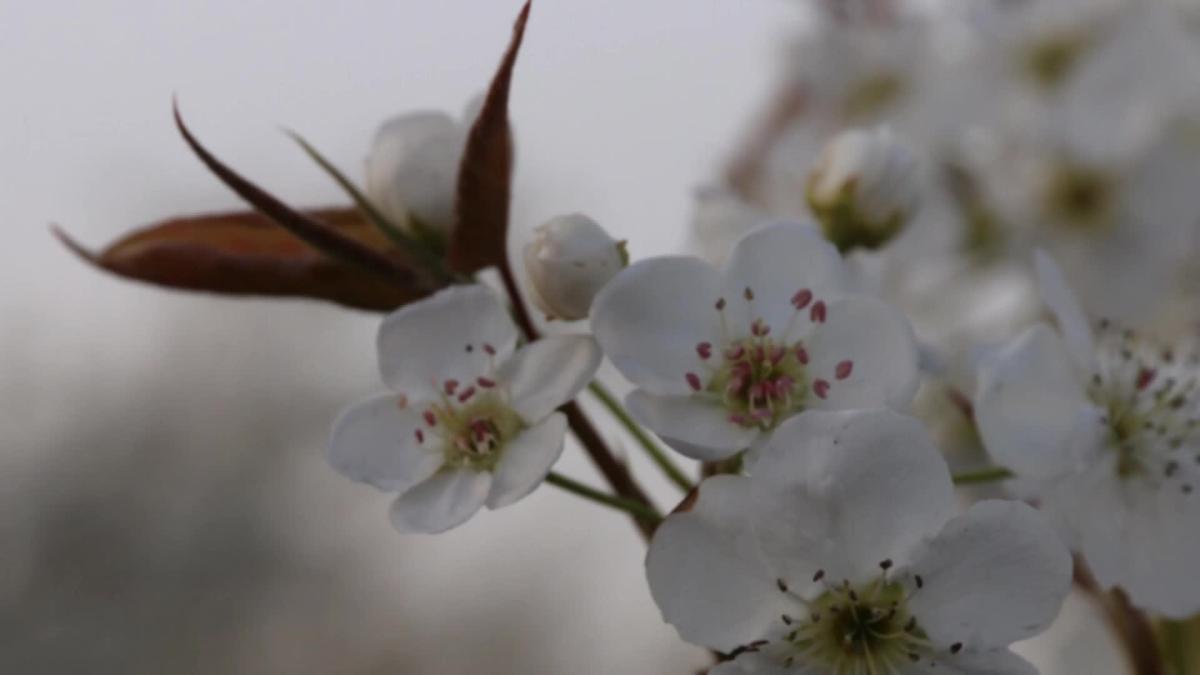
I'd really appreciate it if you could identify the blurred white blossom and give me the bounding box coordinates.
[976,252,1200,617]
[807,126,920,251]
[366,108,469,242]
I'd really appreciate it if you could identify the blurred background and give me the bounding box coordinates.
[0,1,1124,673]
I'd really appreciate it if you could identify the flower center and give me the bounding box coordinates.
[1088,321,1200,493]
[684,289,855,431]
[1044,163,1116,231]
[735,564,963,673]
[413,343,526,472]
[1023,31,1090,89]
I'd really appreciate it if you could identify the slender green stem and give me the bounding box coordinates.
[1162,620,1191,675]
[587,382,694,493]
[951,466,1014,486]
[546,471,662,524]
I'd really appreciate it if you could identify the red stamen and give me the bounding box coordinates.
[457,386,477,403]
[414,429,425,443]
[423,410,437,427]
[443,379,459,395]
[795,345,810,364]
[477,376,496,389]
[696,342,713,360]
[686,372,703,391]
[483,343,496,356]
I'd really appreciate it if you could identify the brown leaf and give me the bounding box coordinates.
[448,0,531,274]
[54,208,432,311]
[173,101,429,288]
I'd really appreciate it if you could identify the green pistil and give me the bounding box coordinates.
[1045,164,1116,231]
[1024,33,1089,89]
[430,393,525,472]
[782,576,932,673]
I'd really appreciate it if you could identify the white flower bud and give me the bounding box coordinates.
[523,214,628,321]
[365,110,467,243]
[806,126,920,252]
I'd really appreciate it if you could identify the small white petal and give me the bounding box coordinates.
[722,221,847,333]
[712,652,812,675]
[751,410,958,582]
[486,413,567,509]
[646,476,793,653]
[501,336,602,423]
[378,285,518,399]
[625,389,759,461]
[327,394,442,493]
[975,324,1097,478]
[804,294,919,411]
[1034,249,1096,372]
[908,500,1073,650]
[591,256,727,395]
[388,469,491,535]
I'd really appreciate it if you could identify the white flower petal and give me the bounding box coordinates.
[722,221,847,333]
[975,324,1097,478]
[646,476,793,653]
[1035,250,1096,372]
[712,653,814,675]
[908,649,1039,675]
[378,285,518,399]
[501,335,601,423]
[388,468,492,535]
[1068,467,1200,618]
[907,500,1073,650]
[591,256,727,395]
[366,110,464,233]
[626,389,760,462]
[327,394,442,493]
[486,413,567,509]
[751,410,959,582]
[804,295,919,411]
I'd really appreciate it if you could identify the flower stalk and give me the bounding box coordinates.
[546,472,662,524]
[587,381,694,493]
[497,260,660,538]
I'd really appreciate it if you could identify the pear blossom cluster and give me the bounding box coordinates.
[78,0,1200,672]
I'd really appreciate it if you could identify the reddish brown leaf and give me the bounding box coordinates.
[448,0,530,274]
[54,208,433,311]
[173,101,429,288]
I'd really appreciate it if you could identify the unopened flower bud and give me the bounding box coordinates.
[366,110,467,243]
[523,214,628,321]
[806,127,919,252]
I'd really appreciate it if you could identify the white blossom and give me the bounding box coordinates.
[329,285,600,534]
[647,408,1072,674]
[975,252,1200,617]
[365,108,469,241]
[807,126,921,251]
[523,213,627,321]
[591,221,918,463]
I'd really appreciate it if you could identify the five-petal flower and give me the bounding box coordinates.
[647,409,1072,674]
[975,251,1200,617]
[591,221,919,463]
[329,284,601,534]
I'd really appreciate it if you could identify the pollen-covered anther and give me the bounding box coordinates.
[686,372,703,391]
[791,288,813,310]
[696,342,713,360]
